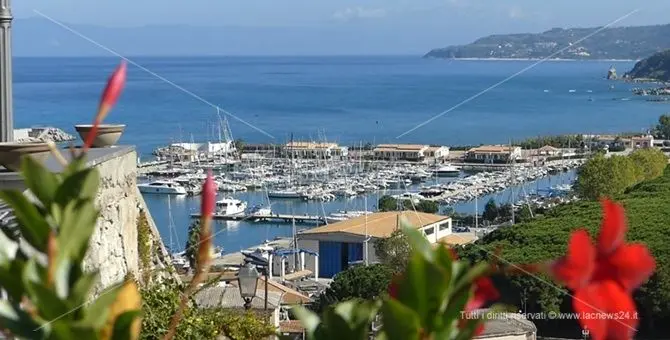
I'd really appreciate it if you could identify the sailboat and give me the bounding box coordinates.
[268,133,303,199]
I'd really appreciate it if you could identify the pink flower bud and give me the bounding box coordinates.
[201,171,216,218]
[83,61,127,152]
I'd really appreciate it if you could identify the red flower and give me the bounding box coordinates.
[83,61,127,151]
[549,199,656,340]
[387,274,402,299]
[460,276,500,336]
[201,171,216,218]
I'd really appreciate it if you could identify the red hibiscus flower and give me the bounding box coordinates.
[550,199,656,340]
[459,276,500,336]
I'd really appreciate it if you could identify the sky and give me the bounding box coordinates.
[11,0,670,55]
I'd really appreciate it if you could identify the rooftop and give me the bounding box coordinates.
[374,144,428,152]
[537,145,560,152]
[286,141,338,149]
[467,145,519,154]
[300,211,449,239]
[437,233,477,246]
[194,284,282,310]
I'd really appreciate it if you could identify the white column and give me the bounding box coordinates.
[268,254,273,279]
[314,255,319,281]
[280,257,285,281]
[300,252,305,271]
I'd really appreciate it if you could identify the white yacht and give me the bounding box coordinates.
[216,198,247,216]
[268,189,303,199]
[392,192,426,204]
[247,205,272,217]
[432,165,462,177]
[138,180,187,195]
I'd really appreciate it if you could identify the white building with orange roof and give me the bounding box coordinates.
[465,145,522,163]
[284,141,348,159]
[297,211,453,278]
[373,144,431,161]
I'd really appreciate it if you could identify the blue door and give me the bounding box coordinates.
[319,241,342,278]
[347,243,364,264]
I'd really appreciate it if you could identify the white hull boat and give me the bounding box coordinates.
[138,181,187,195]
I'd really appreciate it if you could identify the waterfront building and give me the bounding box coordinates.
[465,145,522,164]
[424,146,450,161]
[535,145,562,157]
[373,144,429,161]
[242,143,282,157]
[631,135,654,149]
[284,141,348,159]
[297,211,453,278]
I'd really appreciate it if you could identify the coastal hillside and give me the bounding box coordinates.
[459,166,670,337]
[425,24,670,60]
[625,49,670,81]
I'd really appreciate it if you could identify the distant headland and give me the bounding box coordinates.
[425,24,670,60]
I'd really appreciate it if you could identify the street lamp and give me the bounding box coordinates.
[0,0,14,142]
[238,261,260,310]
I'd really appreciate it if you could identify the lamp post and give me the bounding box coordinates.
[238,261,260,310]
[0,0,13,142]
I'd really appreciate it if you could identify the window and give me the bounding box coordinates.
[439,223,450,231]
[424,227,435,236]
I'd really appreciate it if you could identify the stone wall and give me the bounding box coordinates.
[83,148,173,294]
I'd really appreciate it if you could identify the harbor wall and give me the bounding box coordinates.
[83,148,174,294]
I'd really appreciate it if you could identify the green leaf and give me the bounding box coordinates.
[25,281,72,321]
[53,257,73,299]
[54,168,100,204]
[380,299,421,340]
[20,155,61,207]
[57,200,98,262]
[81,285,122,329]
[396,253,450,330]
[0,266,23,301]
[401,225,433,262]
[71,272,99,307]
[442,284,471,327]
[111,310,142,340]
[291,306,321,338]
[322,307,352,339]
[453,262,491,294]
[22,259,43,285]
[0,190,51,250]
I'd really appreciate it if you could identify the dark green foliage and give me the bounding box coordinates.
[575,150,667,200]
[655,114,670,139]
[414,200,439,214]
[513,134,586,150]
[140,278,275,340]
[460,167,670,337]
[184,221,201,270]
[482,199,499,222]
[378,195,398,212]
[377,195,439,214]
[627,50,670,81]
[374,229,412,273]
[0,156,141,339]
[314,264,393,312]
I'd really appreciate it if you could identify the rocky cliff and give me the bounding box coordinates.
[425,24,670,60]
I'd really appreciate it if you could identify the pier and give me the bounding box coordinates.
[190,212,328,225]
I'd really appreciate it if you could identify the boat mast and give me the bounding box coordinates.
[364,195,369,266]
[509,139,515,224]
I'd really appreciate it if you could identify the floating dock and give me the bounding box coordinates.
[190,212,328,225]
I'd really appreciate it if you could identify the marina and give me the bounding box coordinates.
[143,150,580,254]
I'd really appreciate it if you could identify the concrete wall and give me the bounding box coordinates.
[83,148,173,294]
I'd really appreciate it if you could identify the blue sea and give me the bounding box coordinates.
[12,56,664,252]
